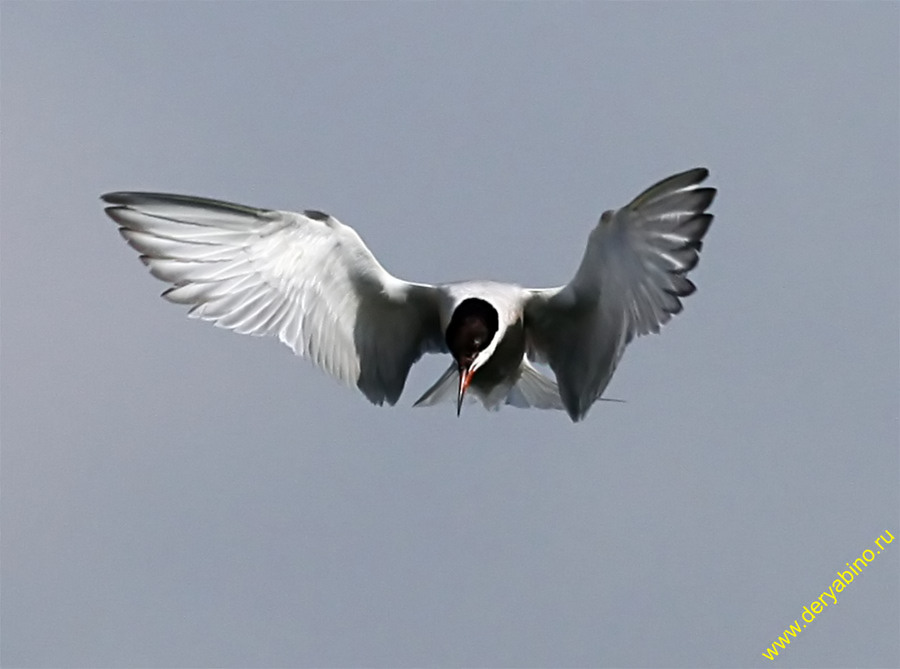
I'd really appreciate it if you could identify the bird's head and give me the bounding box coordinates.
[445,298,500,416]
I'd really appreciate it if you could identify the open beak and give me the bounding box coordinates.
[456,366,474,417]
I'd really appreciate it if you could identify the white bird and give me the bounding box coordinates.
[103,167,715,422]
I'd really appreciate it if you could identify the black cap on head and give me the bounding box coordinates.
[445,298,499,369]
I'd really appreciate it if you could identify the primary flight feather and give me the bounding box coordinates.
[103,167,715,421]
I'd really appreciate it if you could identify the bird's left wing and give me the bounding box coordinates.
[524,168,715,421]
[103,192,444,405]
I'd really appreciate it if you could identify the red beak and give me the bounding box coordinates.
[456,366,474,417]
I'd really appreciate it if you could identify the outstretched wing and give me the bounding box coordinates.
[103,192,444,405]
[524,168,715,421]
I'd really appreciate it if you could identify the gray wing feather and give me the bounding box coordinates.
[525,168,715,421]
[103,192,443,405]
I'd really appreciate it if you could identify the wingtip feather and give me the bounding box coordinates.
[628,167,712,210]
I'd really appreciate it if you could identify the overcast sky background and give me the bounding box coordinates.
[2,3,898,668]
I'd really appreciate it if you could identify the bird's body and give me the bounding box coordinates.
[103,168,716,421]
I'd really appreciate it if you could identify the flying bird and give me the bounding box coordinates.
[103,167,715,422]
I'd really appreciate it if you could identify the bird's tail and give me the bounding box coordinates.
[412,364,459,408]
[508,363,625,409]
[504,361,565,410]
[413,360,622,413]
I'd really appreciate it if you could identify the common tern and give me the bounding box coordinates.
[103,167,715,422]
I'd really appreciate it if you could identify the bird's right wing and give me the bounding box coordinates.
[103,192,444,405]
[524,168,715,421]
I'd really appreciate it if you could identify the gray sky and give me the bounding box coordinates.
[2,3,897,668]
